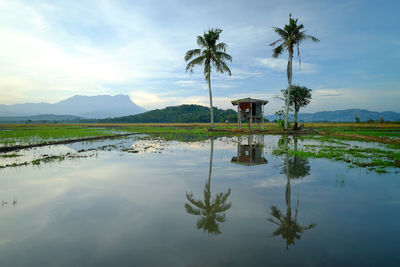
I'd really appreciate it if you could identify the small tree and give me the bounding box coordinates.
[355,117,360,123]
[380,117,384,123]
[282,85,312,130]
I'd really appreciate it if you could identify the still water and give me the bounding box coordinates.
[0,135,399,266]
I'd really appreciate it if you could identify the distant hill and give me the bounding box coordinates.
[265,109,400,122]
[98,104,237,123]
[0,94,145,119]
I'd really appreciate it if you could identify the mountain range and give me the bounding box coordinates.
[265,109,400,122]
[0,95,145,119]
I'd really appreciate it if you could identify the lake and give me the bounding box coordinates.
[0,135,399,266]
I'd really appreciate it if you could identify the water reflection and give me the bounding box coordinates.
[281,137,310,179]
[268,136,316,249]
[231,135,267,166]
[185,138,232,235]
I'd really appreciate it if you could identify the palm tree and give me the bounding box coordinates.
[270,14,319,130]
[185,138,232,234]
[185,28,232,130]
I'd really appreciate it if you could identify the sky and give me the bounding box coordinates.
[0,0,399,115]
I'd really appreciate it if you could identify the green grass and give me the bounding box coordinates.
[273,137,400,173]
[0,126,118,146]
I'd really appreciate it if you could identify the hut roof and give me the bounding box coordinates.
[231,98,268,105]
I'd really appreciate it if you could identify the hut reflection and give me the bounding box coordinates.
[231,135,268,166]
[268,136,316,249]
[185,138,232,235]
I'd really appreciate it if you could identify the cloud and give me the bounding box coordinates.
[303,87,400,113]
[0,0,186,104]
[314,89,344,97]
[255,57,317,74]
[175,80,198,87]
[129,89,277,110]
[129,90,249,110]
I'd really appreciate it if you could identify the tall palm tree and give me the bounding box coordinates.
[270,14,319,130]
[185,138,232,234]
[185,28,232,130]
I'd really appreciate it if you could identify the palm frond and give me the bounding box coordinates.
[186,192,205,209]
[197,36,207,48]
[185,203,201,215]
[216,42,227,52]
[272,45,284,58]
[215,203,231,213]
[185,49,201,61]
[196,217,206,229]
[215,214,227,223]
[221,188,231,202]
[272,27,288,39]
[269,38,283,47]
[305,34,320,43]
[303,223,317,230]
[185,55,206,73]
[268,218,281,226]
[215,51,232,62]
[214,60,231,76]
[270,206,283,220]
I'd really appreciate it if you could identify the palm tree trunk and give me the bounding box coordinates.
[207,71,214,130]
[294,109,298,130]
[285,50,293,130]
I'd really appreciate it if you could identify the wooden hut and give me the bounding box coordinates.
[231,98,268,130]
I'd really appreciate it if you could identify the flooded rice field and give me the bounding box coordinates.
[0,134,399,266]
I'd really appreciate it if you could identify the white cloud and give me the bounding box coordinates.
[0,0,186,104]
[130,89,276,110]
[302,87,400,113]
[314,89,344,97]
[255,57,317,74]
[175,80,198,87]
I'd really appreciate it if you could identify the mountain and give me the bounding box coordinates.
[0,95,145,119]
[265,109,400,122]
[98,104,237,123]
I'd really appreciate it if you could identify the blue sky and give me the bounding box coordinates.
[0,0,399,114]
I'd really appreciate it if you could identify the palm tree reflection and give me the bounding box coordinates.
[185,138,232,235]
[268,136,316,249]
